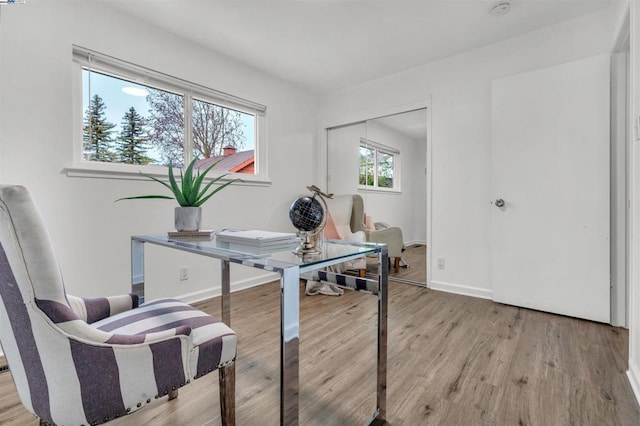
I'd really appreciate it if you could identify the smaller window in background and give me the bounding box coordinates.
[359,141,398,191]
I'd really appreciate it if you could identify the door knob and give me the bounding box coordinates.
[495,198,505,208]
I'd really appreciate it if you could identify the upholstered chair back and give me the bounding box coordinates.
[351,194,405,270]
[0,185,74,420]
[324,194,365,242]
[0,185,69,306]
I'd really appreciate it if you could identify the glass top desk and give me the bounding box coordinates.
[130,235,388,425]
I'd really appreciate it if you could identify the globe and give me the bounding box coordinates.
[289,196,324,232]
[289,193,328,255]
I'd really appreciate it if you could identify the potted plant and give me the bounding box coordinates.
[117,158,238,231]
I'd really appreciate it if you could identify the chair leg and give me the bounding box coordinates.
[168,389,179,400]
[219,362,236,426]
[394,257,400,273]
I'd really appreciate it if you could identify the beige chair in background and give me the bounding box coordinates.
[351,194,405,273]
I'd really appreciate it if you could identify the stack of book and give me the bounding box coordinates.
[216,229,299,248]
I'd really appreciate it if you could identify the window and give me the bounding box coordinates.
[82,70,184,165]
[359,139,399,191]
[71,46,267,181]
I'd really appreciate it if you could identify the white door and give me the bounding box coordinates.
[491,54,610,323]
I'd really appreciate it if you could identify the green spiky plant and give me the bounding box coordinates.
[117,159,239,207]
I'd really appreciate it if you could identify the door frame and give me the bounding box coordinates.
[318,97,433,286]
[611,8,630,327]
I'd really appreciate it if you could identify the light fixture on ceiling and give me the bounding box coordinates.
[490,1,511,17]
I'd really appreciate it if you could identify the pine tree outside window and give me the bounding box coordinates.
[117,107,154,165]
[83,93,117,162]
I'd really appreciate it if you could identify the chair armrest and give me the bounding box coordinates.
[67,293,139,324]
[364,226,404,258]
[38,297,193,346]
[103,325,193,345]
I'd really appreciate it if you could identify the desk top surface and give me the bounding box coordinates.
[132,234,384,272]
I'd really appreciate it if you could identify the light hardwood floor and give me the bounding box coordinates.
[388,244,427,283]
[1,281,638,425]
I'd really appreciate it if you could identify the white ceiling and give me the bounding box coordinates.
[103,0,613,95]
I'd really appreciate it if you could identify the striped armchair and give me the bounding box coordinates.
[0,185,237,426]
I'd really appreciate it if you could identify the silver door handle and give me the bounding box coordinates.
[495,199,505,208]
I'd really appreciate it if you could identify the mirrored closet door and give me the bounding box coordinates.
[326,108,428,285]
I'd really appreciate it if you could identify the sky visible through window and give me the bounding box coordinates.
[82,70,255,165]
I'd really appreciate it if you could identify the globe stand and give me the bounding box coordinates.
[293,230,321,255]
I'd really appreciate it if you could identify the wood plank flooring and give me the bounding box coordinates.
[0,281,638,425]
[388,244,427,283]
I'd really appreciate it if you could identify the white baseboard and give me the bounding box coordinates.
[628,360,640,405]
[176,272,279,305]
[429,280,493,300]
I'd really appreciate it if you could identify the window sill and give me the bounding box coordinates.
[358,186,401,194]
[64,163,272,187]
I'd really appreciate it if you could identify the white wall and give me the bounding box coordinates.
[0,1,318,300]
[319,7,621,298]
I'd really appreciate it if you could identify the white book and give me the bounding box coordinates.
[216,229,298,246]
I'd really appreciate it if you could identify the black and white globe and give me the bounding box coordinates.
[289,188,330,255]
[289,196,324,232]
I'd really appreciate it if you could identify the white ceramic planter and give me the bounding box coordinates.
[174,206,202,231]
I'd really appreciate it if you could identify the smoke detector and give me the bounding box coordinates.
[490,1,511,16]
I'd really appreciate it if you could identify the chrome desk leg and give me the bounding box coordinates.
[131,239,145,304]
[376,245,388,422]
[281,266,300,425]
[221,260,231,326]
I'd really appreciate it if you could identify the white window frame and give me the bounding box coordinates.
[66,46,269,185]
[358,138,401,193]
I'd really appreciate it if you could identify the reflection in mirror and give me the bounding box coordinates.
[327,108,428,285]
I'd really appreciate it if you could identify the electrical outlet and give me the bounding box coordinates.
[437,258,445,270]
[179,266,189,281]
